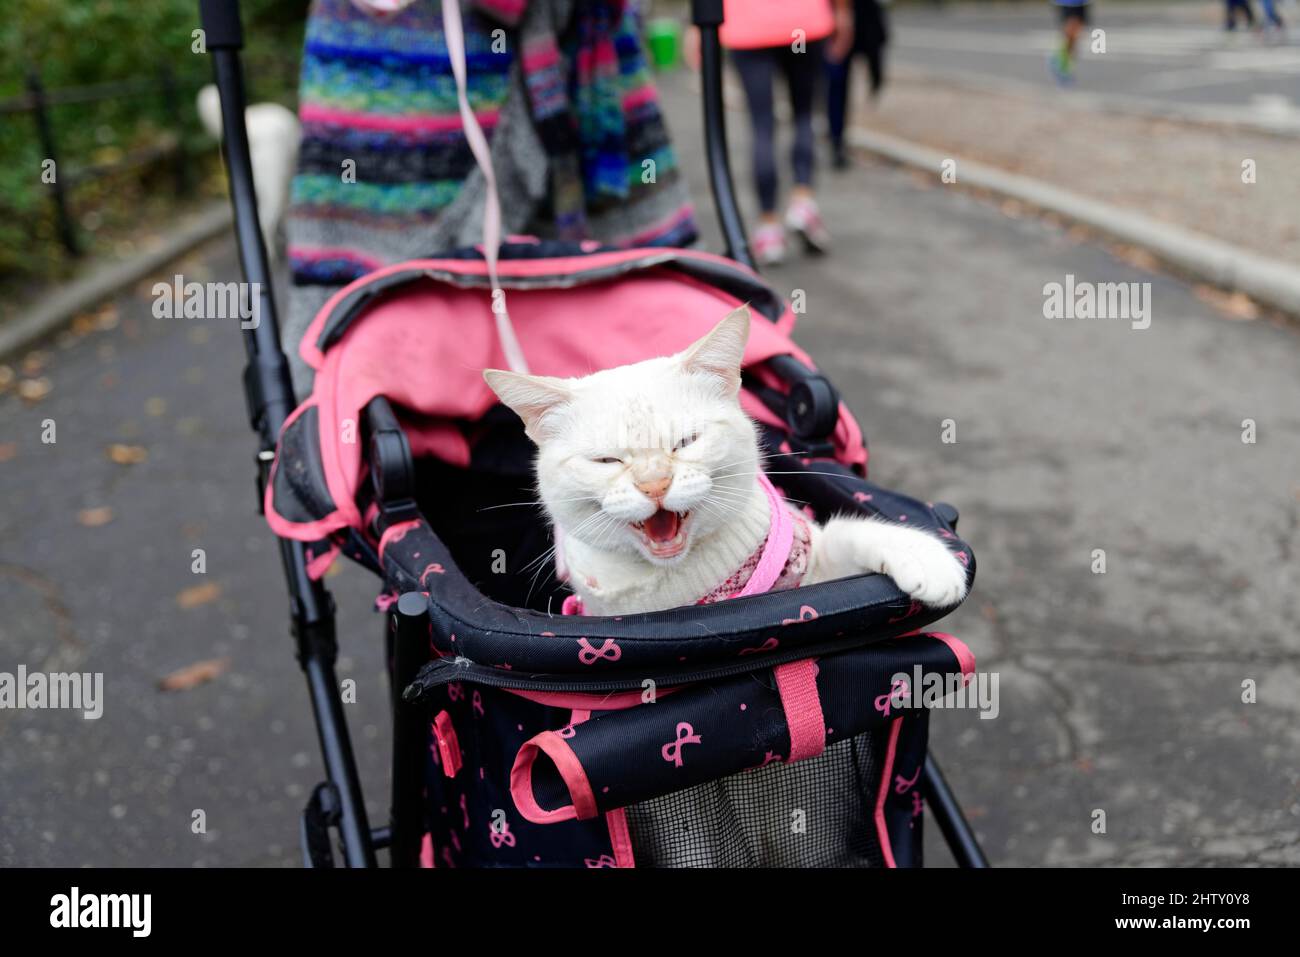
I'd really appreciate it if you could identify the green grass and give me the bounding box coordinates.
[0,0,308,286]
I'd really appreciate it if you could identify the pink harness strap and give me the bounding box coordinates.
[730,474,793,598]
[727,476,826,761]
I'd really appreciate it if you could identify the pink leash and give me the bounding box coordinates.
[442,0,530,374]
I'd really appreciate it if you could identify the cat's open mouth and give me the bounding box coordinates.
[632,509,691,559]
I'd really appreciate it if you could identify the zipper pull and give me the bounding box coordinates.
[402,656,475,704]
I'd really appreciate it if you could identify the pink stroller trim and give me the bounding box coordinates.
[875,718,904,868]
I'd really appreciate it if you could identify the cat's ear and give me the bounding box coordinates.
[678,305,750,395]
[483,369,573,442]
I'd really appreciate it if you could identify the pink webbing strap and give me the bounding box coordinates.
[441,0,530,374]
[773,659,826,762]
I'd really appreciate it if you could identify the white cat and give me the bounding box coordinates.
[483,307,968,617]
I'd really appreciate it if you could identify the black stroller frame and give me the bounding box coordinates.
[199,0,988,869]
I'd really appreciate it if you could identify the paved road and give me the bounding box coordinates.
[2,66,1298,867]
[891,2,1300,116]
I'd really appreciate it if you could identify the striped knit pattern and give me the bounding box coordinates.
[287,0,697,291]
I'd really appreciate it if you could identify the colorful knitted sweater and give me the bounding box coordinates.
[284,0,697,388]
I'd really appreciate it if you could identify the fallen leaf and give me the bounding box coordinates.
[78,507,114,527]
[1110,244,1159,272]
[17,377,51,402]
[176,581,222,609]
[1194,285,1259,321]
[145,397,167,417]
[158,657,230,692]
[1221,291,1259,320]
[93,304,119,331]
[21,351,47,376]
[0,442,16,462]
[107,443,148,465]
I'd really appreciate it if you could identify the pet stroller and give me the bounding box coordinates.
[200,0,989,868]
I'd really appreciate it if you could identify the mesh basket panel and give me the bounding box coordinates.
[624,732,888,867]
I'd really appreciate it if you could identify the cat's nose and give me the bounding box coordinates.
[634,475,672,503]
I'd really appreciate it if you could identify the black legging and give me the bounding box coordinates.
[730,41,823,214]
[826,44,884,149]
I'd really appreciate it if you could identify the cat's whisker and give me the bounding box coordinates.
[477,493,598,512]
[750,469,858,481]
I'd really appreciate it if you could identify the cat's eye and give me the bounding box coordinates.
[592,456,623,465]
[674,433,699,451]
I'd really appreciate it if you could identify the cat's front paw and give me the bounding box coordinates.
[878,534,969,608]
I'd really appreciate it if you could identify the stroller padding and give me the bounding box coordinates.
[509,632,970,823]
[389,461,974,685]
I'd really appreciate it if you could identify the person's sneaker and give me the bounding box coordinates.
[832,142,850,170]
[1048,50,1074,86]
[784,196,831,254]
[753,222,787,266]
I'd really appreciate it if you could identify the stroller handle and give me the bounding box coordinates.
[198,0,244,50]
[691,0,754,269]
[200,0,378,867]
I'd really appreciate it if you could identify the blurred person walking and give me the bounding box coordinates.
[1048,0,1091,85]
[1224,0,1257,32]
[719,0,854,265]
[824,0,891,170]
[1259,0,1285,32]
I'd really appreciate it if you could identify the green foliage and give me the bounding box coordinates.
[0,0,309,281]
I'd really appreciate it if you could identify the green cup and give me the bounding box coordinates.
[646,18,681,71]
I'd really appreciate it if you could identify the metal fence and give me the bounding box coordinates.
[0,66,197,258]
